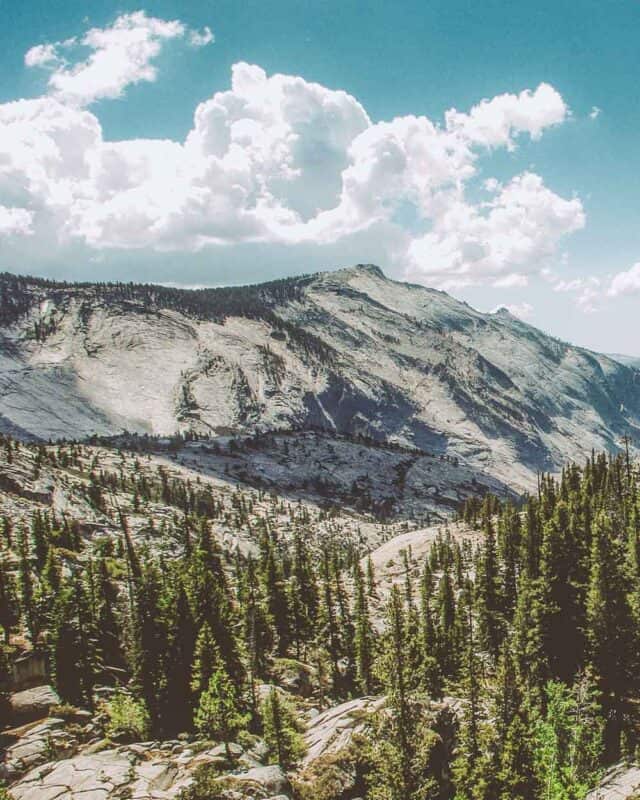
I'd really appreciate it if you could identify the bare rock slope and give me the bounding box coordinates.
[0,265,638,491]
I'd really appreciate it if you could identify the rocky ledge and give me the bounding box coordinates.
[7,741,291,800]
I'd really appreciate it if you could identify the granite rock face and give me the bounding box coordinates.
[1,718,79,783]
[6,740,292,800]
[1,265,639,493]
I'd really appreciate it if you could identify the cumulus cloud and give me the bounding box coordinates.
[24,43,61,68]
[445,83,568,150]
[24,11,213,106]
[590,106,601,120]
[404,172,584,289]
[575,285,600,313]
[608,263,640,297]
[0,206,34,236]
[3,20,583,289]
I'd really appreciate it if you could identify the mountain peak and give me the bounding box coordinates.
[324,263,387,282]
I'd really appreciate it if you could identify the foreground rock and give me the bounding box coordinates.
[585,763,640,800]
[1,718,79,783]
[7,740,291,800]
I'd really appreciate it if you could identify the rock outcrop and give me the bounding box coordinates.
[585,763,640,800]
[1,265,639,492]
[7,740,292,800]
[303,696,386,766]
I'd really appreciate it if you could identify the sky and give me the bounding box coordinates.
[1,1,639,354]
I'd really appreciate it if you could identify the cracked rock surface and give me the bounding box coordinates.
[6,739,291,800]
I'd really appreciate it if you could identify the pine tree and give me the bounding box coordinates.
[436,566,457,678]
[31,512,48,571]
[353,560,374,694]
[94,557,125,681]
[17,526,41,644]
[191,621,222,703]
[366,555,377,597]
[318,547,341,694]
[261,687,305,769]
[189,521,244,685]
[194,666,247,757]
[50,579,89,706]
[475,517,502,659]
[162,581,196,735]
[497,709,539,800]
[452,582,482,799]
[375,585,414,798]
[585,511,634,759]
[130,560,167,733]
[418,570,441,697]
[0,555,18,645]
[538,502,583,682]
[261,531,290,656]
[239,555,273,711]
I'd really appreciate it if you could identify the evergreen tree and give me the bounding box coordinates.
[194,667,247,758]
[191,621,221,702]
[162,581,196,735]
[475,517,502,659]
[585,512,634,759]
[353,560,374,694]
[0,555,18,645]
[261,687,305,769]
[375,585,415,799]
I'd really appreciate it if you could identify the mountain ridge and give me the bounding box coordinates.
[0,264,637,492]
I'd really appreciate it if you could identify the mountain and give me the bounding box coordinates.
[608,352,640,369]
[0,264,638,492]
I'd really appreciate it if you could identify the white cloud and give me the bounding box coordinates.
[24,11,212,107]
[493,273,528,288]
[491,302,533,320]
[544,272,602,312]
[189,26,214,47]
[404,172,584,289]
[0,206,33,236]
[590,106,601,120]
[24,43,61,68]
[608,263,640,297]
[445,83,568,150]
[3,35,583,287]
[576,285,600,313]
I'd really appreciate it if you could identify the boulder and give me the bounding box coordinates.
[9,686,60,724]
[271,659,314,697]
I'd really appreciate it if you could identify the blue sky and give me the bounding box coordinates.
[1,0,639,353]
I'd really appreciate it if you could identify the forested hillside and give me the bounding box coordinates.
[2,435,640,800]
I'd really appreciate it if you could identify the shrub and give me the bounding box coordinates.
[101,691,150,742]
[178,770,237,800]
